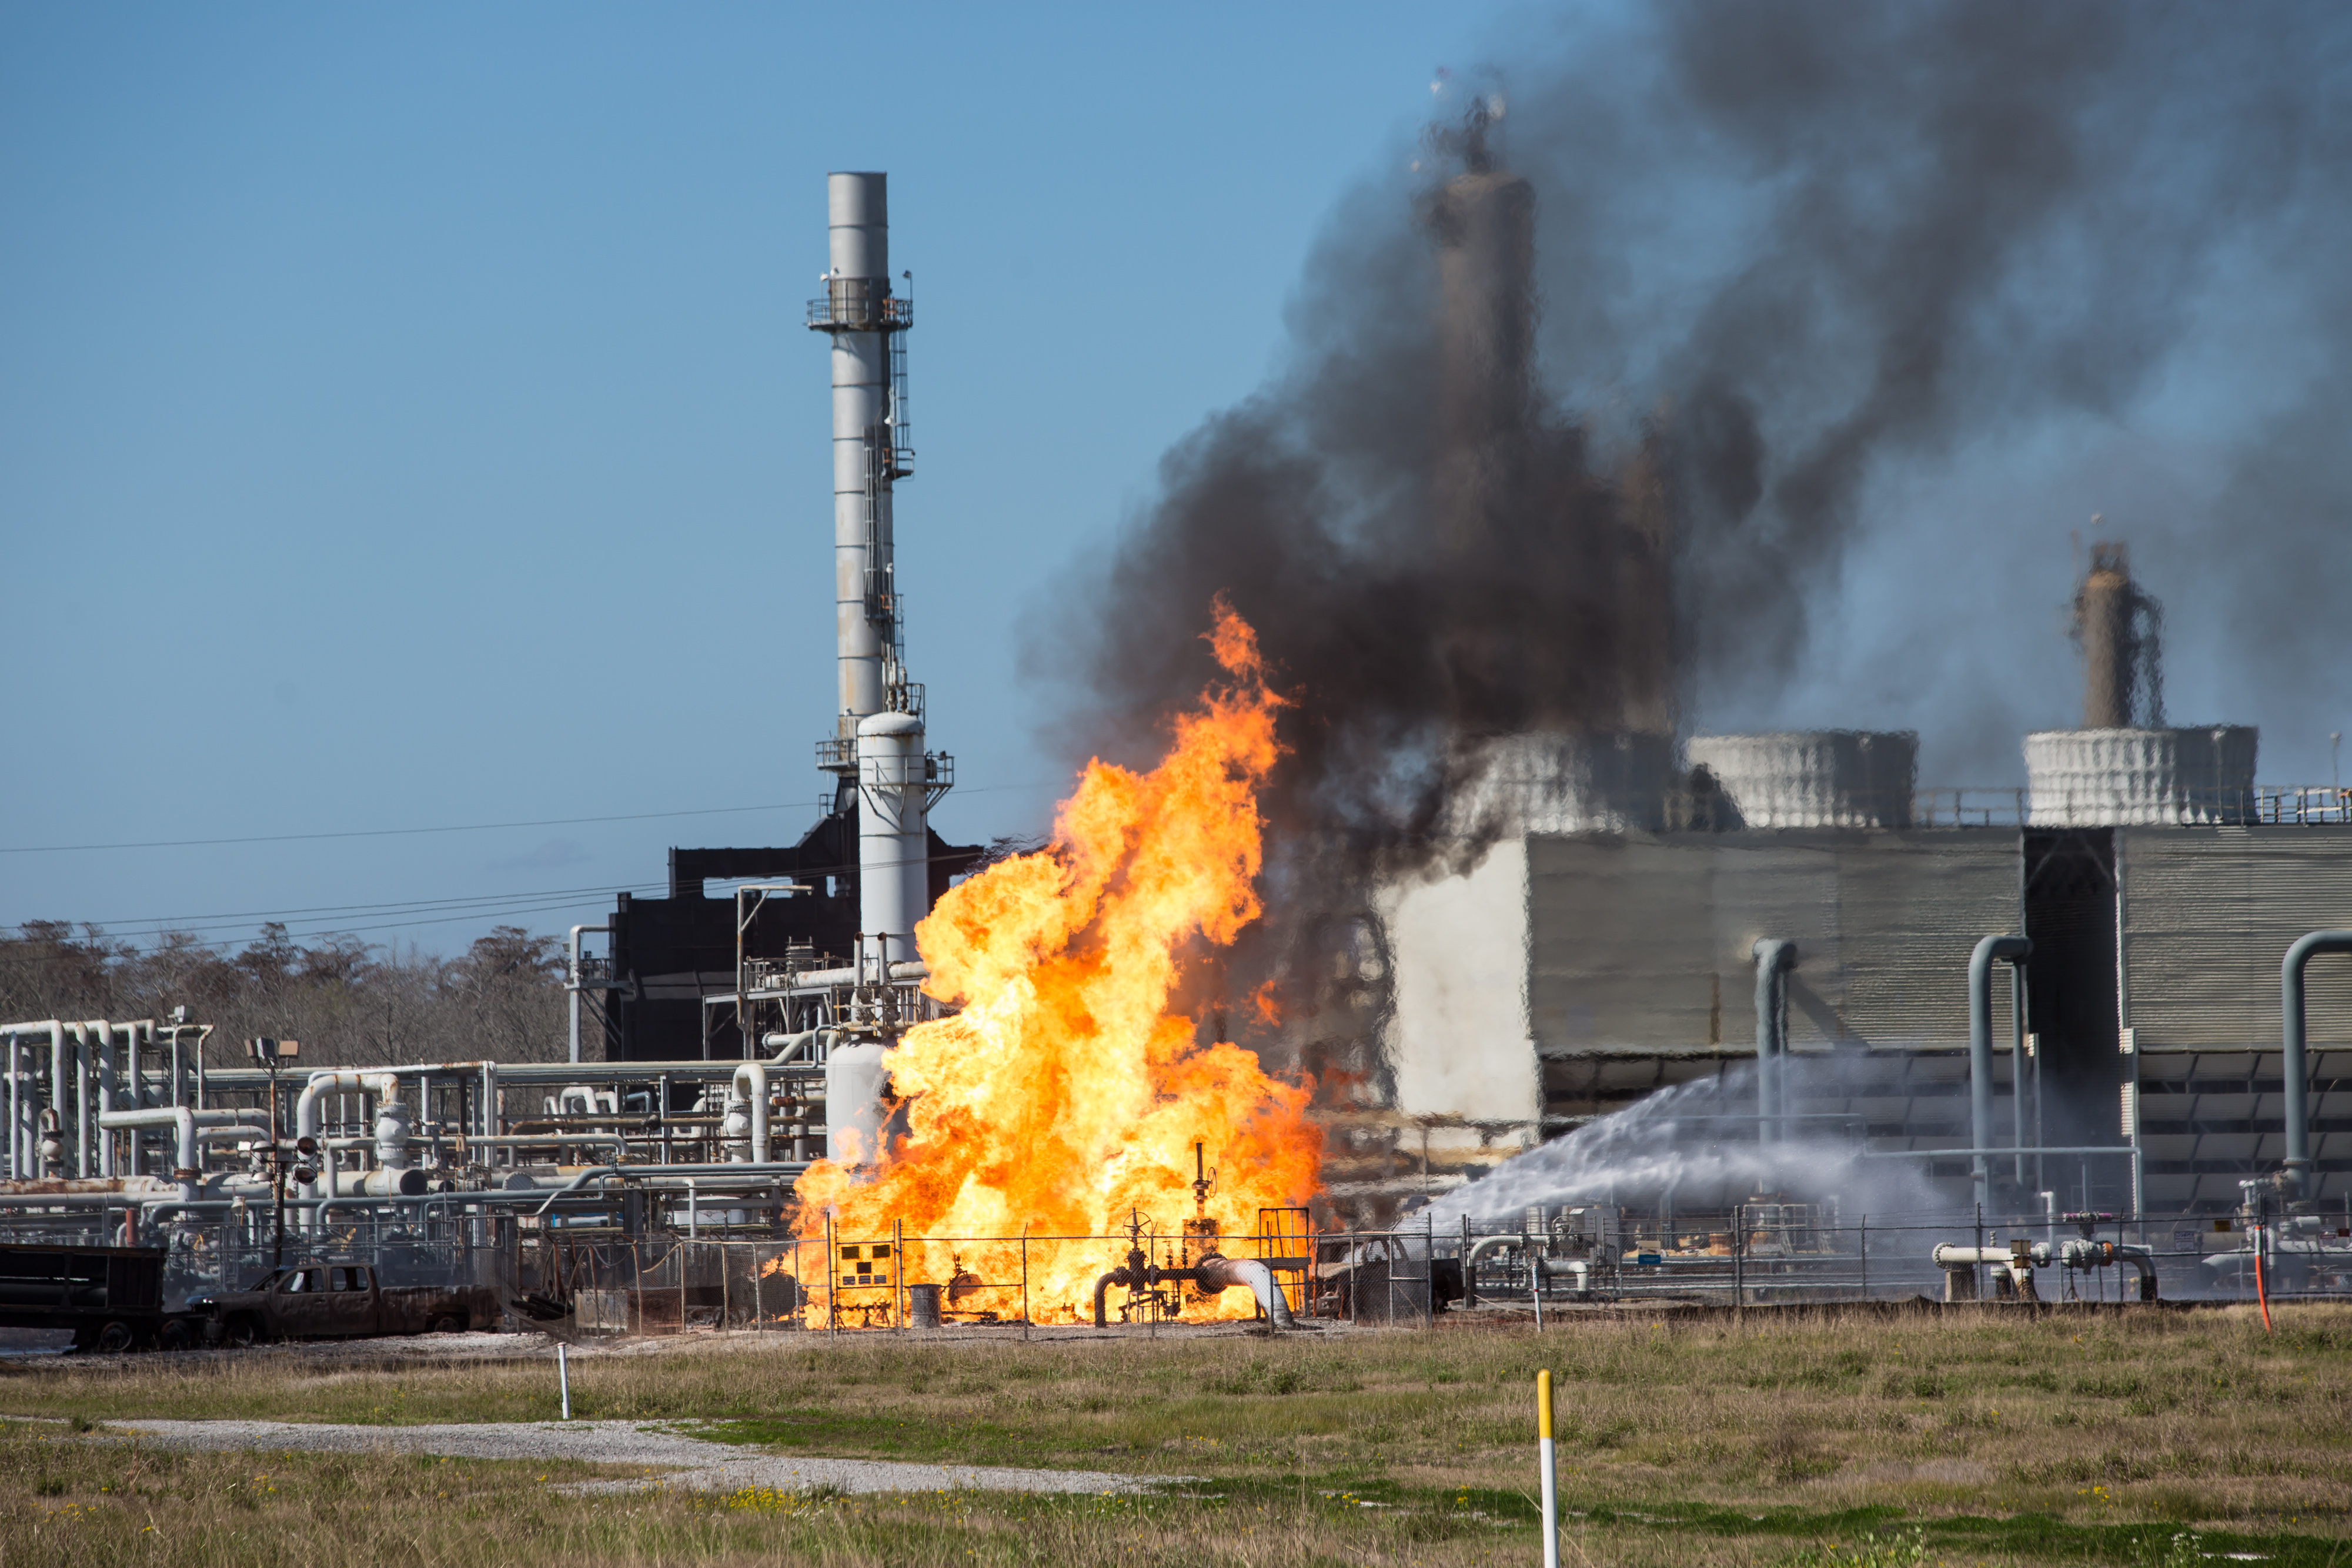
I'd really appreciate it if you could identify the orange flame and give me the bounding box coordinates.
[794,602,1321,1321]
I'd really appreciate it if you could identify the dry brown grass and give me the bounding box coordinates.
[0,1301,2346,1565]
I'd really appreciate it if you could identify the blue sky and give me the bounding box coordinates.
[1,4,1534,954]
[6,4,2347,960]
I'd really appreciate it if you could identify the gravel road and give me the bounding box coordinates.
[106,1417,1162,1496]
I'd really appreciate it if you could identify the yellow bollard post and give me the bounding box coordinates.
[1538,1368,1558,1568]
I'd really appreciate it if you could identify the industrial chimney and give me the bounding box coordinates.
[2075,539,2158,729]
[2024,533,2255,824]
[806,171,941,962]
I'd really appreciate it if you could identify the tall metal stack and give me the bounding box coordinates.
[587,172,975,1063]
[807,171,941,962]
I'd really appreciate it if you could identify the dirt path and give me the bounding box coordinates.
[105,1416,1162,1496]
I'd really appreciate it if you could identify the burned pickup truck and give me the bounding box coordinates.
[190,1262,502,1345]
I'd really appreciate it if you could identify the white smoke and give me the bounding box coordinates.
[1422,1058,1949,1228]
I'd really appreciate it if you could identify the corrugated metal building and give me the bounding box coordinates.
[1347,740,2352,1219]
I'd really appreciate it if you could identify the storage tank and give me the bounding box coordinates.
[1684,731,1917,830]
[1443,731,1676,838]
[2023,725,2258,825]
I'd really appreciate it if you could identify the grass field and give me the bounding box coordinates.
[0,1302,2345,1566]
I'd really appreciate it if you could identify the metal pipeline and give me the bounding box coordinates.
[729,1061,769,1162]
[1931,1238,2158,1301]
[1463,1236,1594,1307]
[567,924,610,1066]
[0,1022,64,1179]
[2281,931,2352,1201]
[1462,1233,1526,1305]
[96,1107,270,1200]
[781,959,930,989]
[78,1022,104,1179]
[1093,1251,1297,1329]
[1194,1252,1298,1329]
[761,1027,840,1064]
[1969,935,2033,1214]
[1752,940,1796,1144]
[529,1161,810,1215]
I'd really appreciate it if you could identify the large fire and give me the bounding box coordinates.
[793,603,1322,1322]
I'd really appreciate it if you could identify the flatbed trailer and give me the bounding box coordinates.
[0,1242,174,1352]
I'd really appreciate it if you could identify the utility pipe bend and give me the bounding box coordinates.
[0,1024,64,1179]
[2281,931,2352,1199]
[1194,1253,1298,1330]
[730,1061,770,1162]
[1093,1268,1133,1328]
[1968,935,2033,1212]
[295,1070,401,1144]
[97,1108,269,1174]
[761,1027,840,1065]
[1753,940,1798,1144]
[1462,1233,1537,1307]
[1539,1257,1592,1296]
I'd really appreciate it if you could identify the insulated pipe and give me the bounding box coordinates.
[1753,940,1797,1144]
[1462,1232,1539,1306]
[74,1022,108,1178]
[296,1071,400,1145]
[858,711,929,956]
[0,1023,63,1178]
[49,1027,68,1176]
[1093,1270,1126,1326]
[2281,932,2352,1201]
[529,1162,811,1215]
[97,1108,270,1176]
[567,924,609,1066]
[761,1027,843,1063]
[1194,1253,1299,1329]
[730,1062,769,1162]
[95,1023,116,1176]
[823,169,894,724]
[776,962,929,991]
[824,1038,893,1165]
[296,1069,400,1203]
[1461,1240,1593,1307]
[1969,935,2033,1215]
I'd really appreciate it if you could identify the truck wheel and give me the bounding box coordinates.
[427,1314,463,1333]
[226,1315,262,1348]
[93,1321,135,1355]
[159,1319,196,1352]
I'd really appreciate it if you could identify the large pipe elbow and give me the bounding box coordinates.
[2281,932,2352,1199]
[1463,1233,1535,1307]
[98,1106,268,1176]
[1195,1253,1298,1330]
[1753,940,1797,1142]
[730,1061,769,1162]
[1093,1268,1129,1328]
[296,1069,400,1144]
[1967,935,2032,1206]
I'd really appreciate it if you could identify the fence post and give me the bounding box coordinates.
[1020,1226,1030,1342]
[1348,1228,1358,1328]
[824,1213,837,1338]
[1859,1215,1868,1304]
[1733,1202,1745,1316]
[893,1216,904,1333]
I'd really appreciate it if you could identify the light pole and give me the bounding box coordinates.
[246,1038,310,1271]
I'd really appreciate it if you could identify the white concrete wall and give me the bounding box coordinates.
[1381,839,1541,1134]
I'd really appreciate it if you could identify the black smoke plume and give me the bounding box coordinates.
[1031,2,2352,1078]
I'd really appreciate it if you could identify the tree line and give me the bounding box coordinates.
[0,921,572,1067]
